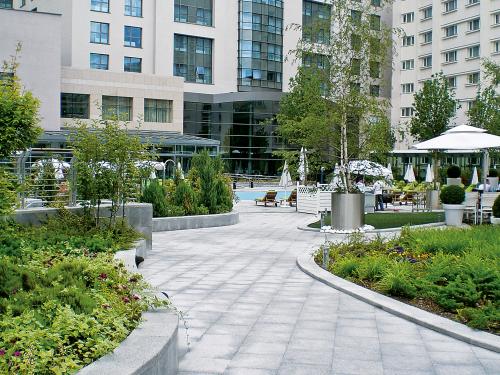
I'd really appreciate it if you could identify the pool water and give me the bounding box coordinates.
[235,191,288,201]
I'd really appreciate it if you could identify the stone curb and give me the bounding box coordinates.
[297,221,446,233]
[77,240,180,375]
[297,251,500,353]
[153,210,239,232]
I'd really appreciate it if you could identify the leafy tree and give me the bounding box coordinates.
[276,0,394,191]
[0,43,41,159]
[408,72,459,188]
[409,72,459,142]
[468,60,500,136]
[71,120,153,227]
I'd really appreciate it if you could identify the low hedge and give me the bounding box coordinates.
[315,226,500,333]
[0,212,167,373]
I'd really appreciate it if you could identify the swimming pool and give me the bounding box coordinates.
[235,191,288,201]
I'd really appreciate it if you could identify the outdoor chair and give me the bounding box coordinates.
[255,191,278,207]
[480,192,500,224]
[464,191,479,224]
[287,190,297,207]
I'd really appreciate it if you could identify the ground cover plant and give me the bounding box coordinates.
[315,226,500,333]
[0,212,167,374]
[308,212,444,229]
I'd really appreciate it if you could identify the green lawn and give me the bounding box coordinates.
[308,212,445,229]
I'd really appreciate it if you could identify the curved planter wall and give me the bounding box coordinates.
[78,239,179,375]
[153,211,239,232]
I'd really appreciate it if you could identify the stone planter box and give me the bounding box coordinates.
[153,211,239,232]
[491,217,500,225]
[446,178,462,186]
[443,204,465,226]
[331,193,365,230]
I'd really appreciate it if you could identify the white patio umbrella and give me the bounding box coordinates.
[348,160,393,179]
[413,125,500,190]
[279,161,292,206]
[331,163,343,189]
[425,164,434,183]
[297,147,309,184]
[471,166,479,185]
[404,165,416,183]
[177,161,184,179]
[387,163,394,180]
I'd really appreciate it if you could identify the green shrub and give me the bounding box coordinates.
[140,180,168,217]
[440,185,465,204]
[447,165,461,178]
[488,169,498,177]
[436,275,481,311]
[332,256,361,279]
[164,204,185,217]
[174,180,198,215]
[376,262,416,298]
[458,302,500,331]
[493,195,500,218]
[0,169,17,216]
[356,256,390,282]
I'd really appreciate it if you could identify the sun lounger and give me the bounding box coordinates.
[255,191,278,207]
[287,190,297,207]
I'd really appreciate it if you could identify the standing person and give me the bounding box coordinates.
[355,176,365,193]
[373,180,384,211]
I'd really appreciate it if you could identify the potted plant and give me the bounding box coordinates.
[440,185,465,226]
[446,165,462,186]
[491,195,500,225]
[487,169,498,192]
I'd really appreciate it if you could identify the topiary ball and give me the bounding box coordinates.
[440,185,465,205]
[488,169,499,178]
[447,165,461,178]
[493,195,500,218]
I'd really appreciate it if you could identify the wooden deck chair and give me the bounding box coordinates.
[255,191,278,207]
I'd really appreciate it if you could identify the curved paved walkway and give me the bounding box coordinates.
[140,202,500,375]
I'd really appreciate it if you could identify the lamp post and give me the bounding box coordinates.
[320,166,325,184]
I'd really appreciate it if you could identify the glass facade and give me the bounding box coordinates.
[174,34,213,84]
[184,100,290,175]
[90,22,109,44]
[90,53,109,70]
[125,0,142,17]
[174,0,212,26]
[61,93,90,119]
[0,0,12,8]
[302,0,331,44]
[91,0,109,12]
[124,26,142,48]
[238,0,284,91]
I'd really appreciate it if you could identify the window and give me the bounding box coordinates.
[402,59,414,70]
[351,10,362,24]
[448,76,457,88]
[351,59,361,76]
[401,107,414,117]
[422,55,432,68]
[174,0,212,26]
[91,0,109,12]
[124,57,142,72]
[0,0,13,8]
[468,18,480,32]
[124,26,142,48]
[371,0,381,6]
[102,96,132,121]
[444,24,458,37]
[61,93,90,119]
[468,0,479,5]
[467,100,477,110]
[370,14,381,30]
[494,13,500,26]
[125,0,142,17]
[444,50,457,63]
[467,72,480,85]
[90,53,109,70]
[174,34,213,84]
[370,85,380,97]
[422,6,432,20]
[90,22,109,44]
[423,31,432,44]
[402,12,414,23]
[494,40,500,54]
[144,99,172,123]
[444,0,457,13]
[401,83,414,94]
[403,35,415,46]
[369,61,380,78]
[468,45,480,59]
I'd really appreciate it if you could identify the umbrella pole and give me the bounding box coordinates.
[483,150,489,192]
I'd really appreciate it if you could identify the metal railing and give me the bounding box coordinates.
[0,149,76,209]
